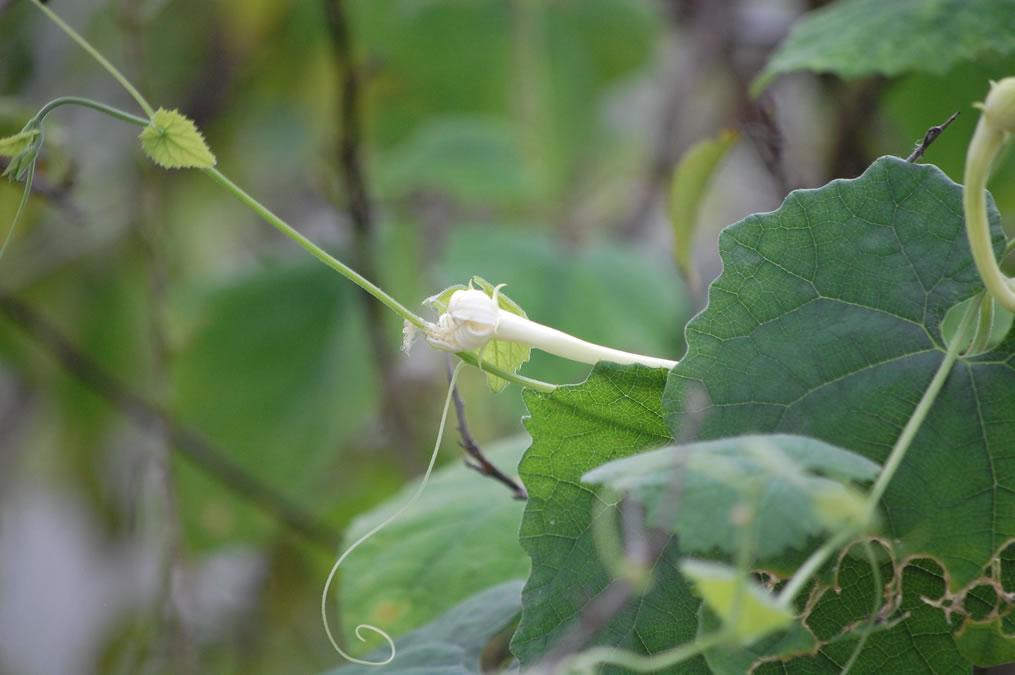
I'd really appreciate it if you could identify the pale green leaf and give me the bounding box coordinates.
[582,434,880,562]
[0,128,37,159]
[339,437,529,647]
[139,107,216,169]
[680,559,794,645]
[754,0,1015,94]
[667,129,739,292]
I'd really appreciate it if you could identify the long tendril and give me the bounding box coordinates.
[320,361,464,665]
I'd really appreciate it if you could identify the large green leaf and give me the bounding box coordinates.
[327,580,524,675]
[339,437,530,648]
[511,363,705,672]
[582,434,879,563]
[664,156,1014,667]
[754,0,1015,94]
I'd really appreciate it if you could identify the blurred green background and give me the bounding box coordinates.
[1,0,1013,673]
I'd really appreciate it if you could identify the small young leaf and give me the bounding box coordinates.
[0,129,39,159]
[680,559,794,645]
[667,129,738,292]
[139,107,216,169]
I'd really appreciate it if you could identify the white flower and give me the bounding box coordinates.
[423,287,678,370]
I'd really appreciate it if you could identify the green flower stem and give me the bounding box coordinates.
[202,167,426,329]
[968,291,995,355]
[863,297,979,517]
[0,161,35,260]
[840,537,883,675]
[30,0,155,120]
[560,630,727,674]
[776,530,852,609]
[453,350,555,393]
[33,96,151,128]
[964,113,1015,312]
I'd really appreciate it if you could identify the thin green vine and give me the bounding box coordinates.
[30,0,155,119]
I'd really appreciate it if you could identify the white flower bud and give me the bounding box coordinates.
[424,286,678,370]
[425,288,499,352]
[983,77,1015,133]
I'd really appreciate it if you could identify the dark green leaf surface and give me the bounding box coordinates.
[582,434,879,561]
[328,580,524,675]
[340,437,530,645]
[664,156,1014,667]
[512,363,704,672]
[755,557,967,673]
[754,0,1015,93]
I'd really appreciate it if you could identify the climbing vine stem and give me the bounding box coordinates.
[863,295,979,519]
[30,0,155,119]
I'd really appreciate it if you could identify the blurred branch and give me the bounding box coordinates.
[0,292,343,551]
[322,0,419,463]
[445,356,528,500]
[620,0,788,236]
[906,111,959,163]
[828,78,886,179]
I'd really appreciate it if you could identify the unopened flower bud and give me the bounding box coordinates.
[983,77,1015,133]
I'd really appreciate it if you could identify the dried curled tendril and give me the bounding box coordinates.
[321,362,464,666]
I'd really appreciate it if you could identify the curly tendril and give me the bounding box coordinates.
[321,362,465,666]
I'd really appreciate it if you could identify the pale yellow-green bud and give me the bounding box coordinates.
[982,77,1015,133]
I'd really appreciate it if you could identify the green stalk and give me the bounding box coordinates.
[777,530,852,608]
[561,631,727,674]
[840,538,883,674]
[454,350,555,392]
[202,167,426,329]
[0,161,35,260]
[864,297,979,515]
[964,119,1015,311]
[33,96,150,128]
[30,0,155,119]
